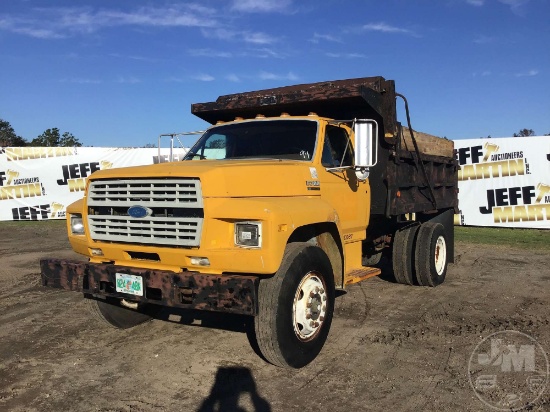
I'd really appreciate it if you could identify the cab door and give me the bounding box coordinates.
[317,124,370,242]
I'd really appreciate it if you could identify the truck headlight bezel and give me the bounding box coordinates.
[70,214,85,235]
[234,221,262,248]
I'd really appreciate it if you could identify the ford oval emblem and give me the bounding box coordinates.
[128,206,152,218]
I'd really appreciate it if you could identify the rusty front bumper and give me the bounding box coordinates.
[40,258,259,316]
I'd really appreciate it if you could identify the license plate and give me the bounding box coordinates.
[115,273,144,297]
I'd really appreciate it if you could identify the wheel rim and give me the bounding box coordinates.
[434,235,447,276]
[292,271,327,342]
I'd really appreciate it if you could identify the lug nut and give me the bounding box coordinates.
[315,286,319,293]
[310,291,316,298]
[319,288,325,294]
[306,313,311,319]
[310,321,315,327]
[314,322,319,328]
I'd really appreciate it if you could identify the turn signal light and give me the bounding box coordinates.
[190,257,210,266]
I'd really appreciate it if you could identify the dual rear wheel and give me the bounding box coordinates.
[392,221,448,287]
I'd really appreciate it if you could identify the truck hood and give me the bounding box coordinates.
[88,159,320,198]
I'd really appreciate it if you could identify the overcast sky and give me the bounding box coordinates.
[1,0,549,147]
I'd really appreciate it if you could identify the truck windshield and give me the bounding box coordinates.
[183,119,318,161]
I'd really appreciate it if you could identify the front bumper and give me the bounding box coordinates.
[40,258,259,316]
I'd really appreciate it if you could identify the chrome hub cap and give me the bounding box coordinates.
[293,272,327,341]
[434,235,447,276]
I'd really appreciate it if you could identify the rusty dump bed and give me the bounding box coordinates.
[40,259,258,316]
[193,76,399,141]
[192,76,458,217]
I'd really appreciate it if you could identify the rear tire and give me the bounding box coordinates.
[86,297,156,329]
[254,243,335,368]
[362,251,382,266]
[392,224,419,285]
[414,222,448,287]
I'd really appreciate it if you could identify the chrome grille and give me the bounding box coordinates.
[88,178,203,208]
[87,178,203,247]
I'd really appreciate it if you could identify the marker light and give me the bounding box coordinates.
[190,257,210,266]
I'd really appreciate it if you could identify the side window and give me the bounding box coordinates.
[321,126,354,168]
[204,134,227,160]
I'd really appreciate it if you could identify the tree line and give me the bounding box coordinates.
[0,118,82,147]
[481,129,550,138]
[512,128,550,137]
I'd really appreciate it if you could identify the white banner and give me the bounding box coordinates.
[3,139,550,228]
[0,147,188,221]
[454,136,550,229]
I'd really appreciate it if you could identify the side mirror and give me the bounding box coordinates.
[354,119,378,168]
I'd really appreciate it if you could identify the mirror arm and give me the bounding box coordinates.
[325,165,353,172]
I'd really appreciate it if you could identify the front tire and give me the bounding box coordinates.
[254,243,335,368]
[85,297,157,329]
[414,222,448,287]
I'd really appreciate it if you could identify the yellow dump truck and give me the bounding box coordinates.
[41,76,458,368]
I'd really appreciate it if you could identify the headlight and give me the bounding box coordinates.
[70,214,84,235]
[235,222,262,248]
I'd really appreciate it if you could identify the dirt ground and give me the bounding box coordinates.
[0,221,548,412]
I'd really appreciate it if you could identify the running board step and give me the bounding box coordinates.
[344,267,382,286]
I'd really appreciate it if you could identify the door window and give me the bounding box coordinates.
[321,126,354,168]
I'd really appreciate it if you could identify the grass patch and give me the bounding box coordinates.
[455,226,550,250]
[0,220,65,227]
[0,220,66,236]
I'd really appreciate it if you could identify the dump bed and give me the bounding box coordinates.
[191,76,458,216]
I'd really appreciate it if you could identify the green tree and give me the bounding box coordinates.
[59,131,81,147]
[0,118,27,146]
[30,128,82,147]
[513,128,535,137]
